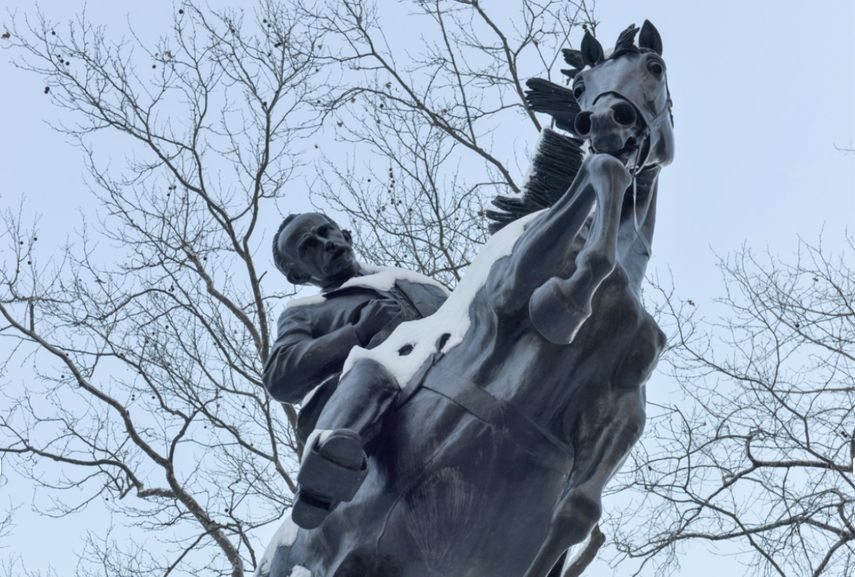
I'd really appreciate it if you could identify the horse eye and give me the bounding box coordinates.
[573,83,585,99]
[317,225,329,237]
[647,59,664,76]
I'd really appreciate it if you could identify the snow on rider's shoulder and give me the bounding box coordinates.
[342,211,542,386]
[341,264,448,293]
[284,265,447,311]
[283,293,327,310]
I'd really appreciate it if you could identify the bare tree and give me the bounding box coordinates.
[0,1,614,575]
[608,238,855,577]
[310,0,596,286]
[0,2,328,575]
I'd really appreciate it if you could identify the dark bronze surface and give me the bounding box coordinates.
[261,20,673,577]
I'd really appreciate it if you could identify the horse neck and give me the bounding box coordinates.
[618,165,660,293]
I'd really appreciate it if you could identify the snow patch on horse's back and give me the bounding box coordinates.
[256,514,299,576]
[343,212,541,385]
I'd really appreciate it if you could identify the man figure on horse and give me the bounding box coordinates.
[263,212,447,528]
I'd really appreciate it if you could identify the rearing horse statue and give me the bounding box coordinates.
[259,20,673,577]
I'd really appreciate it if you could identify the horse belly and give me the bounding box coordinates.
[370,389,570,577]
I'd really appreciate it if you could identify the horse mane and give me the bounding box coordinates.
[485,128,584,234]
[484,42,588,234]
[486,22,667,233]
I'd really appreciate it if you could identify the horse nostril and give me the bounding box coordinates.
[574,111,592,136]
[612,102,637,126]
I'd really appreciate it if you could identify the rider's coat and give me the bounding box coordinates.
[263,268,447,443]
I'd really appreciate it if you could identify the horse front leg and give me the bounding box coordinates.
[529,154,632,344]
[522,389,646,577]
[493,154,631,318]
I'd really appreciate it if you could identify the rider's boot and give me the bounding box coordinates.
[292,429,367,529]
[292,359,399,529]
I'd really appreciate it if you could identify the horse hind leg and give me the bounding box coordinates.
[521,488,604,577]
[529,154,632,345]
[522,389,646,577]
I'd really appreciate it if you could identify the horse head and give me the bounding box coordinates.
[565,20,674,170]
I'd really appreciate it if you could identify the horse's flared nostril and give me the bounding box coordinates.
[611,102,637,126]
[574,111,592,136]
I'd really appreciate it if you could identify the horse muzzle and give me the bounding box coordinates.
[574,94,645,165]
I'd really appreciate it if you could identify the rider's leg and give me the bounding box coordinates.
[313,357,399,442]
[293,358,399,529]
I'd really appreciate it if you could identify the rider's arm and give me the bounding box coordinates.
[262,306,362,404]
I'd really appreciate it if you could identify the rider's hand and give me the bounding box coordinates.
[353,299,403,345]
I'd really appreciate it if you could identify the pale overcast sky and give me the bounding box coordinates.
[0,1,852,575]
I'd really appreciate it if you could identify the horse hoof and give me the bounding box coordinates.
[529,280,592,345]
[292,490,334,529]
[298,429,368,503]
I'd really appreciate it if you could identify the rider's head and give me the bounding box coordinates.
[272,213,359,289]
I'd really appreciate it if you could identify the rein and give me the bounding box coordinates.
[628,107,665,258]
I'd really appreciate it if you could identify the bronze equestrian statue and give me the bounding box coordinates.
[258,20,674,577]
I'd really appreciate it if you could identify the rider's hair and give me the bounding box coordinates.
[272,214,300,277]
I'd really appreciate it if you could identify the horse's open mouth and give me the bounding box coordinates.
[600,136,639,165]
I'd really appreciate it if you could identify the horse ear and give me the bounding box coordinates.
[562,48,584,69]
[342,229,353,244]
[580,30,604,66]
[639,20,663,55]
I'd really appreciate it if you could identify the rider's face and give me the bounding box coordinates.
[279,214,358,288]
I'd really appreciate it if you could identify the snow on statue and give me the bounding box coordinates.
[260,20,674,577]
